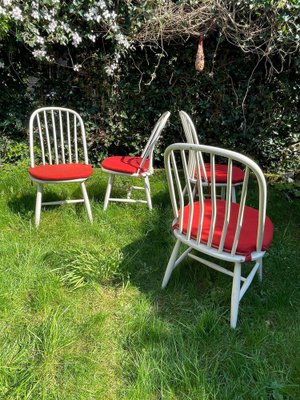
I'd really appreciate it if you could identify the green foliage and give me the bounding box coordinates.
[0,139,29,165]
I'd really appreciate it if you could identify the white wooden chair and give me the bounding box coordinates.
[101,111,170,210]
[162,143,274,328]
[179,111,245,202]
[28,107,93,226]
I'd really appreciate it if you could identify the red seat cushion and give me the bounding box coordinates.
[173,200,273,262]
[101,156,149,174]
[28,163,93,181]
[195,163,245,184]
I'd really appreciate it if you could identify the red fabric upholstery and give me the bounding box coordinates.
[101,156,150,174]
[29,163,93,181]
[195,163,245,184]
[173,200,273,261]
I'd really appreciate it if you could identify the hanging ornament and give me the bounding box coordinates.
[195,34,205,72]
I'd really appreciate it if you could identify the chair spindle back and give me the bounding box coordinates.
[29,107,88,168]
[164,143,267,256]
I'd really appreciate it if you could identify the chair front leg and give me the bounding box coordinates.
[103,175,114,211]
[230,262,241,328]
[162,239,181,289]
[81,182,93,222]
[35,183,43,227]
[144,175,152,211]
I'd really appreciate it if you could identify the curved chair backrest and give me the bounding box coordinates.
[164,143,267,256]
[139,111,171,174]
[29,107,88,168]
[179,110,207,181]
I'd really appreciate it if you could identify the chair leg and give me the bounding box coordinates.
[162,239,181,289]
[81,182,93,223]
[103,175,114,211]
[232,187,237,203]
[221,186,226,200]
[35,183,43,227]
[144,176,152,211]
[230,262,241,328]
[257,258,263,282]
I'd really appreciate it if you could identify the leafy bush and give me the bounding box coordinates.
[0,1,299,171]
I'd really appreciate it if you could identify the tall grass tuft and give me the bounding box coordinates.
[46,246,123,290]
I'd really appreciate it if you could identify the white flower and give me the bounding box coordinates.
[48,20,57,33]
[36,36,44,44]
[103,10,111,19]
[73,64,82,72]
[115,33,131,49]
[111,23,118,32]
[31,10,39,19]
[88,34,96,42]
[61,22,71,33]
[44,13,52,21]
[12,6,23,21]
[3,0,12,6]
[72,32,82,47]
[32,49,47,58]
[0,6,5,15]
[97,1,106,9]
[0,61,5,68]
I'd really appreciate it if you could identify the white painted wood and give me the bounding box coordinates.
[73,114,77,163]
[35,184,43,227]
[29,107,93,224]
[42,199,84,206]
[188,253,246,282]
[102,111,170,210]
[43,110,52,165]
[231,262,241,328]
[239,261,260,301]
[51,109,59,164]
[179,110,244,197]
[81,182,93,222]
[144,176,152,210]
[162,142,271,328]
[59,110,65,163]
[103,175,114,211]
[162,239,181,289]
[109,198,147,204]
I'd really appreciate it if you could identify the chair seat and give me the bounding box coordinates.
[101,156,150,175]
[195,163,245,184]
[173,199,273,261]
[28,163,93,181]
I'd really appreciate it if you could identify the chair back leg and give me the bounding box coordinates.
[81,182,93,222]
[230,262,241,328]
[231,186,237,202]
[35,184,43,227]
[143,176,152,210]
[257,258,263,282]
[103,175,114,210]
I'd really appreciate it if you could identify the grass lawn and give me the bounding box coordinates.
[0,165,299,399]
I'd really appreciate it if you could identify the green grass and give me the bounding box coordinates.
[0,165,299,399]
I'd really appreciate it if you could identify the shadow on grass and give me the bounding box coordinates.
[7,185,94,218]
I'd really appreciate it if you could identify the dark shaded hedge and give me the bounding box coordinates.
[0,35,299,171]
